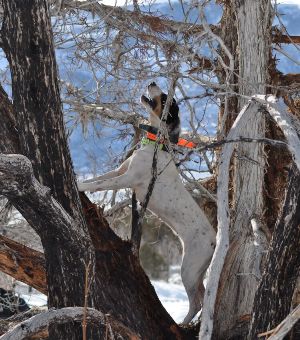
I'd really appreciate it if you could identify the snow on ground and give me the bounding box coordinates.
[19,280,189,324]
[152,280,189,323]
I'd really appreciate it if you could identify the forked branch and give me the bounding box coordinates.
[0,154,89,244]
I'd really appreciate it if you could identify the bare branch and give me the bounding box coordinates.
[130,190,141,256]
[273,34,300,44]
[63,1,218,37]
[278,73,300,87]
[104,198,131,217]
[69,101,146,127]
[62,0,214,70]
[0,154,87,242]
[0,307,139,340]
[273,46,300,66]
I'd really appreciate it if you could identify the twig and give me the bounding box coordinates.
[104,198,131,217]
[82,261,91,340]
[273,45,300,66]
[258,304,300,340]
[131,190,141,256]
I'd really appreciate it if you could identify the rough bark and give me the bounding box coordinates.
[217,2,239,137]
[249,165,300,339]
[1,1,98,339]
[0,85,20,154]
[1,0,83,223]
[214,1,273,338]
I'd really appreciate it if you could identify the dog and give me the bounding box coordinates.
[77,83,216,323]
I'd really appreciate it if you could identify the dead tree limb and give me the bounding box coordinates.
[0,154,85,243]
[0,307,139,340]
[0,235,46,294]
[262,304,300,340]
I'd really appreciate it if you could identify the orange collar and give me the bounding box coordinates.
[146,132,196,149]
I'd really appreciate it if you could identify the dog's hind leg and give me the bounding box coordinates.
[181,243,214,324]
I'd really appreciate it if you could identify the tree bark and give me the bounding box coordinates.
[1,0,83,222]
[0,85,20,154]
[249,165,300,339]
[214,1,273,338]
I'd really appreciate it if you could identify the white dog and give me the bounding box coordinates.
[78,84,216,323]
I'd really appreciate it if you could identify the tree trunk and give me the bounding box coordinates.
[249,164,300,339]
[1,0,83,222]
[2,2,95,338]
[214,1,273,338]
[0,1,189,338]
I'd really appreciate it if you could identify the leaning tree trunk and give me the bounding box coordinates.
[1,1,96,337]
[0,1,189,339]
[214,1,273,338]
[249,164,300,339]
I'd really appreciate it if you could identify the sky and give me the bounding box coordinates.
[99,0,300,6]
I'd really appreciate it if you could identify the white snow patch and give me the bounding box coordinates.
[22,293,47,307]
[19,280,189,323]
[152,280,189,323]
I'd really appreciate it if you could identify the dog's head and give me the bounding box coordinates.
[140,82,180,143]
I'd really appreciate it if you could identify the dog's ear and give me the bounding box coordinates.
[160,93,179,118]
[170,98,179,117]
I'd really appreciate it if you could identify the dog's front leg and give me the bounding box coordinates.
[81,157,131,184]
[78,171,138,192]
